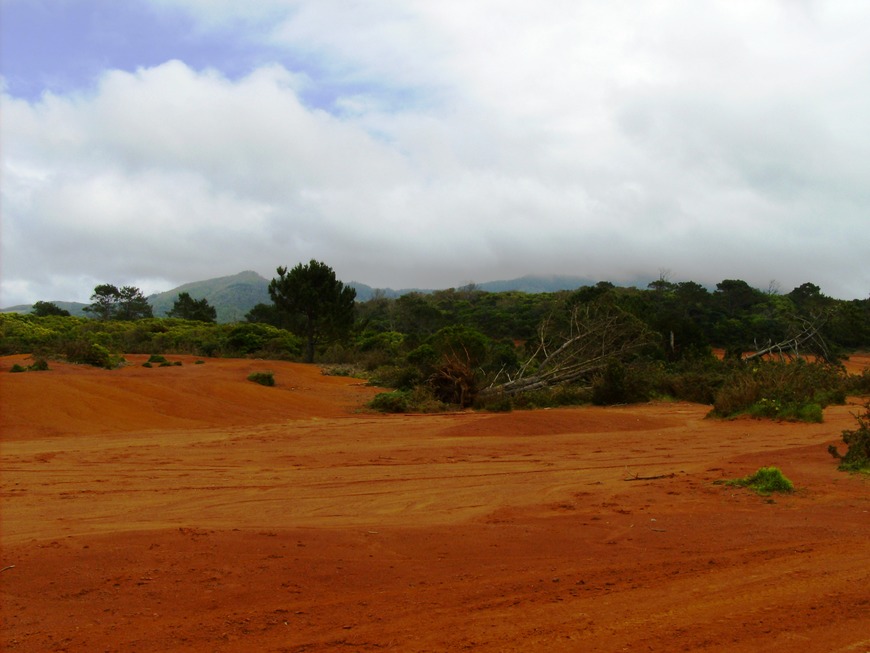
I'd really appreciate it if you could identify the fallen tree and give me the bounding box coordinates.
[745,310,835,364]
[479,301,656,398]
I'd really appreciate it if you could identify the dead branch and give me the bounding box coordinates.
[624,472,676,481]
[481,302,655,398]
[745,311,834,363]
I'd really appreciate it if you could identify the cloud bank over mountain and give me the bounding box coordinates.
[2,1,868,305]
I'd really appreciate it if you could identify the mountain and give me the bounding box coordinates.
[3,272,651,322]
[348,274,626,300]
[1,301,89,317]
[147,270,271,323]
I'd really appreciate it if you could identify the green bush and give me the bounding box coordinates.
[368,387,448,413]
[369,364,423,391]
[9,357,50,373]
[63,340,123,369]
[711,359,846,421]
[846,369,870,395]
[247,371,275,386]
[828,402,870,472]
[368,390,410,413]
[592,360,653,405]
[509,384,591,409]
[475,391,514,412]
[29,357,49,371]
[724,466,794,495]
[147,354,168,363]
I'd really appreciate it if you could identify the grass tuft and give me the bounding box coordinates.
[724,466,794,495]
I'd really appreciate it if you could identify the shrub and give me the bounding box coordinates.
[592,360,652,405]
[247,371,275,386]
[9,358,50,373]
[509,384,591,409]
[475,391,514,412]
[369,364,423,391]
[63,340,123,369]
[147,354,168,363]
[828,402,870,472]
[368,387,448,413]
[29,357,49,371]
[368,390,410,413]
[724,467,794,495]
[846,369,870,396]
[711,359,846,421]
[657,359,726,405]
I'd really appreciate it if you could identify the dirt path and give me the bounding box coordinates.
[2,354,868,652]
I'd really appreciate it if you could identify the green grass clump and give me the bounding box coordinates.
[725,466,794,495]
[147,354,168,363]
[247,371,275,387]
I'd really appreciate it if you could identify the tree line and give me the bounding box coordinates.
[8,261,868,416]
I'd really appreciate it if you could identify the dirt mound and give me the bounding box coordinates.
[2,355,869,652]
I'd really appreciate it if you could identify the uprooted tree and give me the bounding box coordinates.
[744,310,835,364]
[478,300,657,399]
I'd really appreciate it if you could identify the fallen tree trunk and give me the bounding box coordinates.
[480,302,656,398]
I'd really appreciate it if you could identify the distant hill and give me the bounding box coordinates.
[148,270,271,323]
[3,272,650,323]
[0,301,89,317]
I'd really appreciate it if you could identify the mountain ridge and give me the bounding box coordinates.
[2,271,650,322]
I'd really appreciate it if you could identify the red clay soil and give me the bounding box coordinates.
[2,353,869,652]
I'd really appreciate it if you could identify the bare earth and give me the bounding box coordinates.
[2,353,868,652]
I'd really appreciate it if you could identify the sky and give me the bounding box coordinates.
[1,0,868,306]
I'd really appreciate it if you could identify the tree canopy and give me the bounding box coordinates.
[31,301,70,317]
[268,260,356,363]
[167,292,217,323]
[83,284,153,321]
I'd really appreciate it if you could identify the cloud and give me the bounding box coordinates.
[2,1,869,306]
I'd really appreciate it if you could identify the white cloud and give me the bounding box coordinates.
[2,1,869,305]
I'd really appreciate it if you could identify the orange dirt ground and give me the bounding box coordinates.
[1,353,869,652]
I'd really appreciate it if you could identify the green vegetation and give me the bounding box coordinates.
[266,260,357,363]
[9,357,50,373]
[724,467,795,495]
[167,292,217,323]
[0,313,302,363]
[247,371,275,386]
[710,359,846,422]
[2,268,868,417]
[31,301,70,317]
[828,403,870,473]
[84,284,153,321]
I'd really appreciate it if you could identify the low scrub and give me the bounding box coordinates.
[828,402,870,473]
[368,387,448,413]
[63,340,124,369]
[710,359,846,421]
[723,466,795,495]
[507,384,592,410]
[247,371,275,387]
[9,357,49,373]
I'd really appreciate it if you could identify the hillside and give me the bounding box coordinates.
[147,270,271,323]
[4,272,633,322]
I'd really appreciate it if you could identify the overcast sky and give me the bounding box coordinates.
[2,0,868,305]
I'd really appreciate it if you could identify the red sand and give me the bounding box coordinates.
[2,353,869,652]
